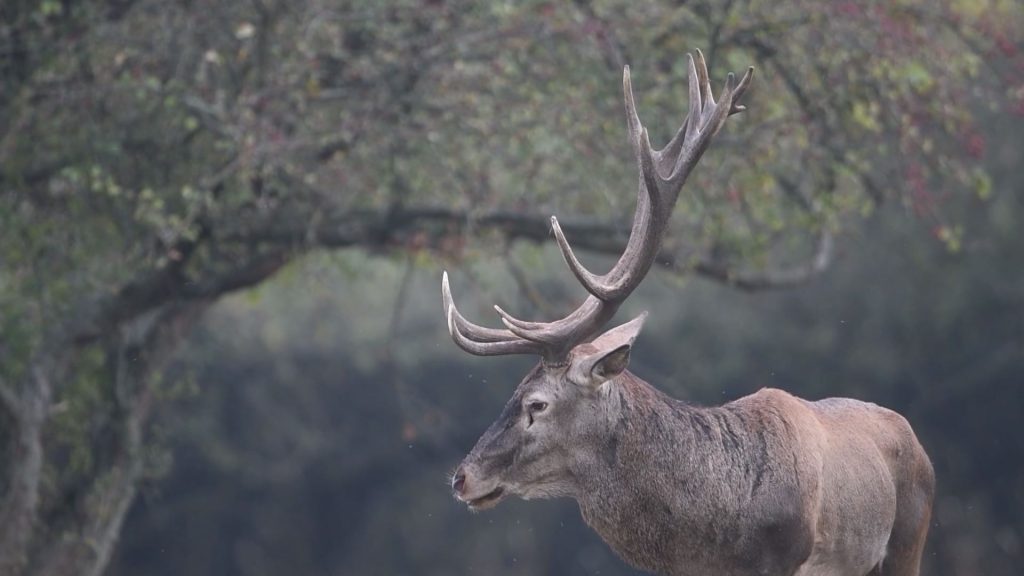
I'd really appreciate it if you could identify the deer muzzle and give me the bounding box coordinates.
[451,463,506,510]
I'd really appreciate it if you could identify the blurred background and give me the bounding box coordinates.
[1,1,1022,575]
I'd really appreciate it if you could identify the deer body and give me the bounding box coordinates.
[568,374,933,576]
[441,50,934,575]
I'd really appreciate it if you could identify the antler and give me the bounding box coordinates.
[443,50,754,362]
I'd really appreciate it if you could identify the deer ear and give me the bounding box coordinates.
[570,313,647,387]
[590,344,632,381]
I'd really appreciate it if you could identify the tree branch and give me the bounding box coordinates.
[0,378,20,421]
[505,252,562,318]
[0,367,53,575]
[230,204,832,291]
[690,229,834,291]
[571,0,629,71]
[738,37,886,206]
[179,250,291,301]
[68,242,287,346]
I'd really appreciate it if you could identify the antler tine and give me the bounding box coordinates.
[442,272,507,342]
[549,217,602,298]
[668,62,754,188]
[689,52,706,124]
[696,50,720,127]
[694,49,712,106]
[494,295,612,351]
[447,308,544,356]
[546,64,667,302]
[730,66,755,115]
[550,209,656,303]
[441,272,544,356]
[622,66,643,154]
[657,51,722,184]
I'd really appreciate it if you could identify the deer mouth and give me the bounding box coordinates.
[467,486,505,510]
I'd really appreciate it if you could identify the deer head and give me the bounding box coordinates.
[443,51,753,510]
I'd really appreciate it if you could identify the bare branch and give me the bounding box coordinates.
[571,0,629,71]
[68,243,288,346]
[690,229,834,291]
[0,378,19,420]
[232,203,833,292]
[385,256,416,363]
[182,95,239,141]
[179,251,291,300]
[504,252,562,319]
[0,366,53,575]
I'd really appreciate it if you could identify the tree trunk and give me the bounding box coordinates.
[1,303,206,576]
[0,370,52,576]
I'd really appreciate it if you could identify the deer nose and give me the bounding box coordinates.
[452,469,467,494]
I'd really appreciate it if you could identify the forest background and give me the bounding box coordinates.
[1,1,1023,575]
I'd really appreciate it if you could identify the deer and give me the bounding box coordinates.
[440,50,935,576]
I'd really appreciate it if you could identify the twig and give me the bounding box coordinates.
[504,248,561,318]
[690,229,834,291]
[0,378,20,420]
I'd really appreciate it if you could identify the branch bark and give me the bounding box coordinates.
[0,368,52,576]
[690,229,834,291]
[231,204,832,291]
[0,380,19,422]
[0,242,281,575]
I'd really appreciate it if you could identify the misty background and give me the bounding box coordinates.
[1,1,1022,575]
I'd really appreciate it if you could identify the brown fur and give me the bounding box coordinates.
[455,360,934,576]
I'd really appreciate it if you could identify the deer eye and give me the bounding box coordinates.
[525,400,548,427]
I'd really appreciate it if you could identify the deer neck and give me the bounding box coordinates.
[569,371,754,574]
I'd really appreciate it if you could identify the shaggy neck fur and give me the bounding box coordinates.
[567,371,812,576]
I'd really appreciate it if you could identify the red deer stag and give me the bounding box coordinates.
[441,51,934,576]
